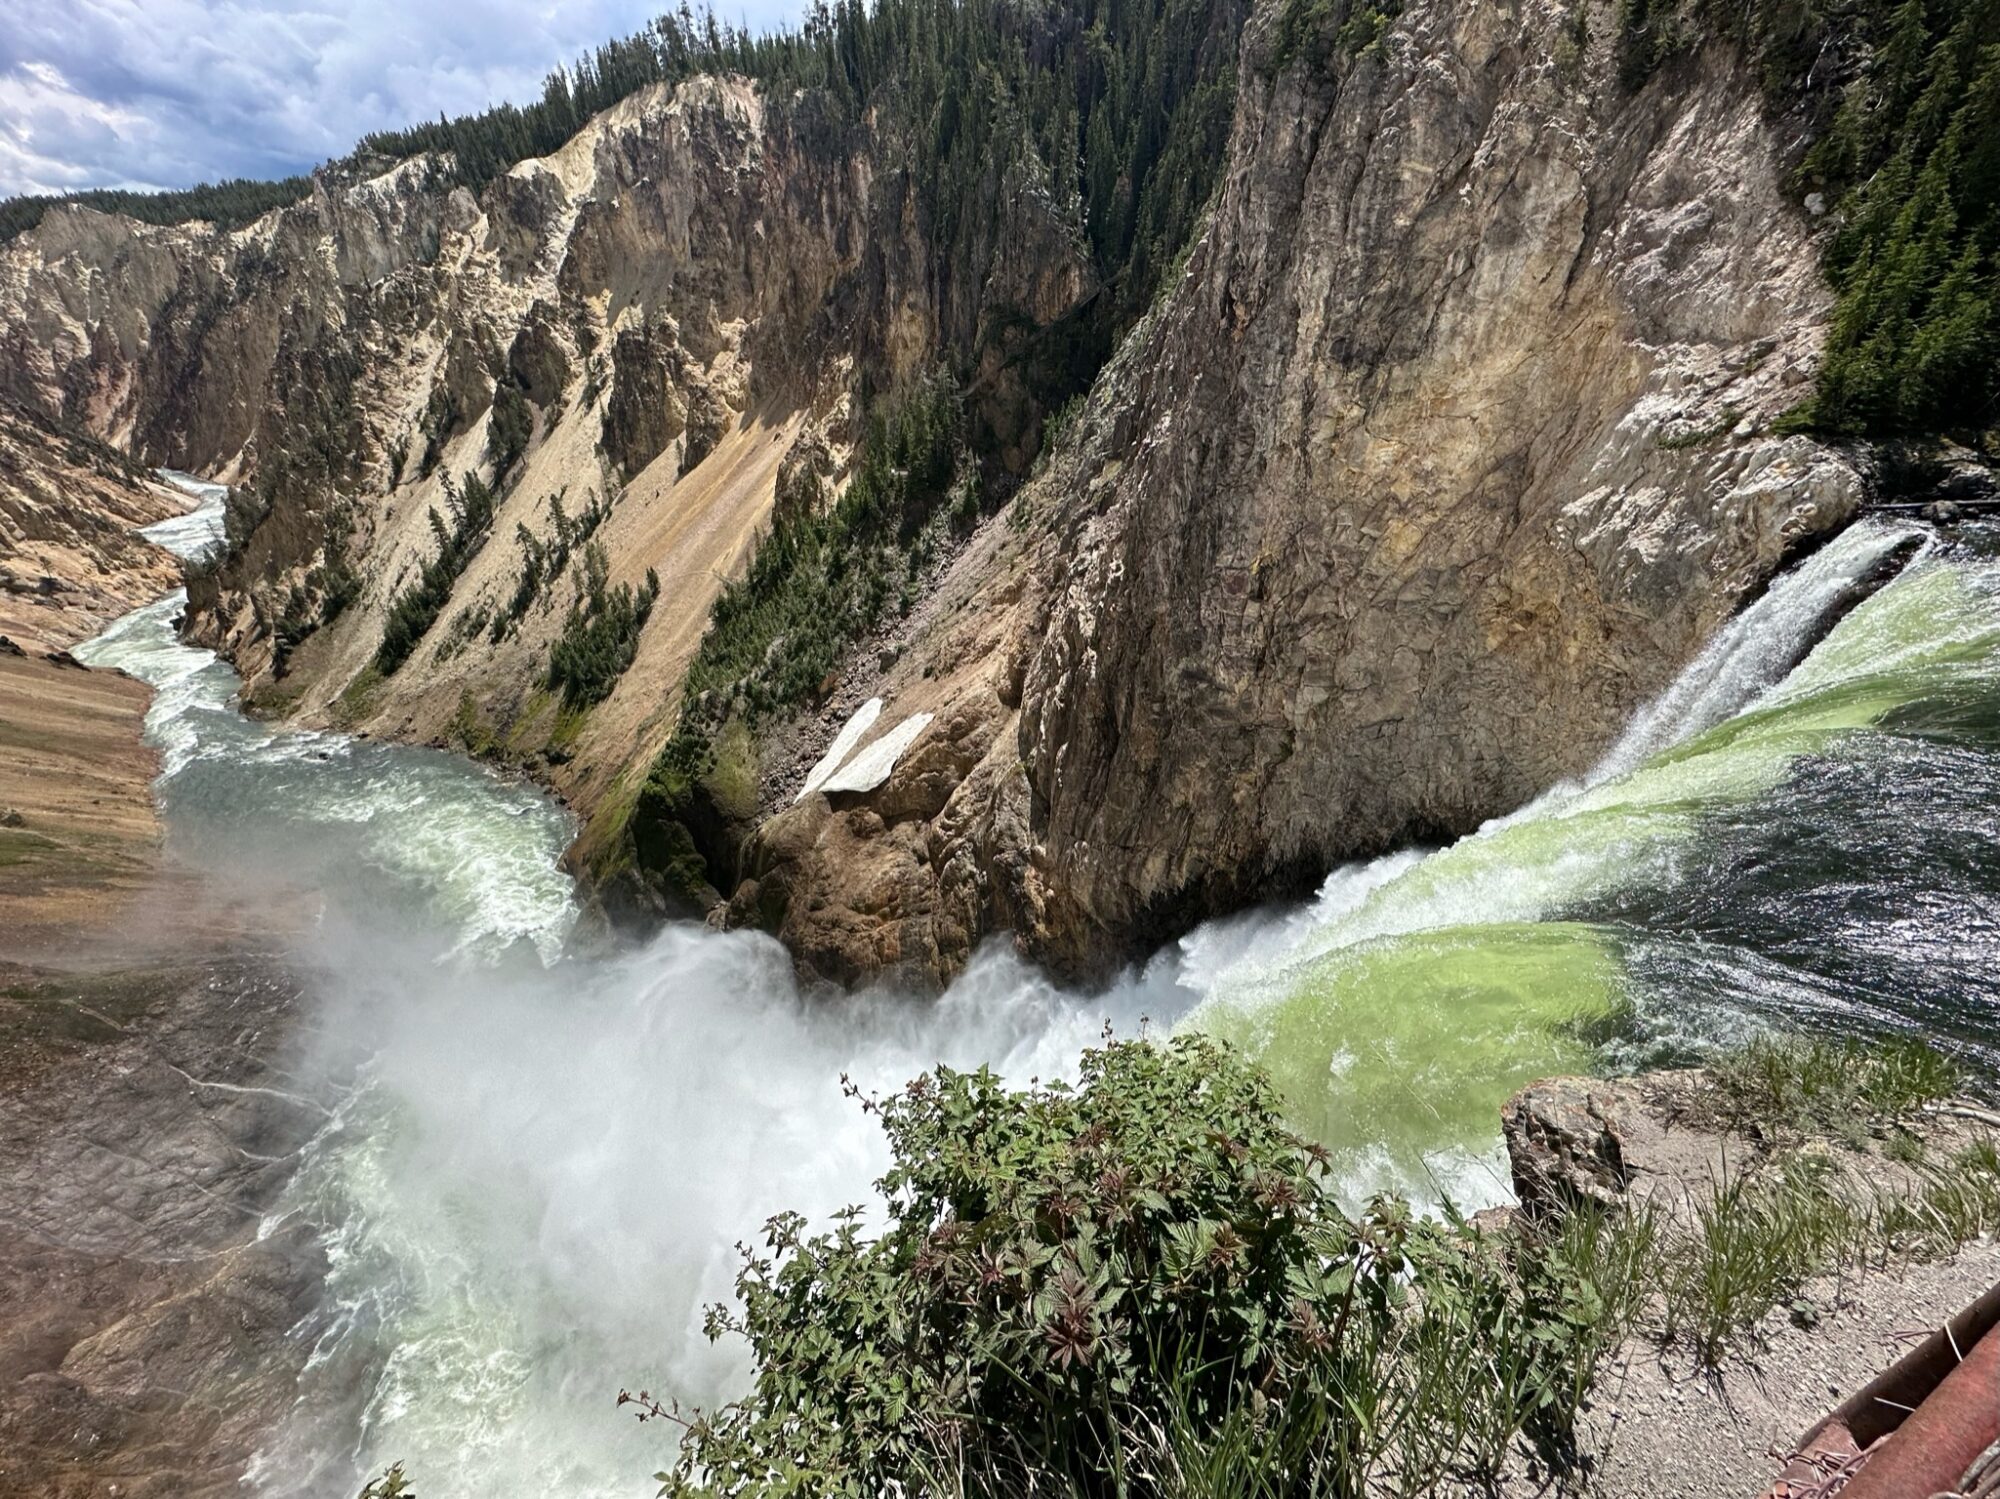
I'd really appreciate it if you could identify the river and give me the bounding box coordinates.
[73,480,2000,1496]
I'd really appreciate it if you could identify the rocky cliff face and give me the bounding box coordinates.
[0,0,1886,986]
[734,0,1866,984]
[0,402,182,654]
[0,78,1095,860]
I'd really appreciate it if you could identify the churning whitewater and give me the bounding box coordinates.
[76,488,2000,1497]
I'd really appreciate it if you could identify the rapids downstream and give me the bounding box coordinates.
[75,483,2000,1497]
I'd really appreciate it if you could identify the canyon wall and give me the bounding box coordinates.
[0,403,183,654]
[0,0,1882,984]
[735,0,1865,983]
[0,77,1095,869]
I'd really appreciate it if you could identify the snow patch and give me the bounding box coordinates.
[819,712,935,796]
[795,698,884,802]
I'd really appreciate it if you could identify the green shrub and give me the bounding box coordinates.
[375,471,496,674]
[655,1036,1648,1498]
[545,543,658,709]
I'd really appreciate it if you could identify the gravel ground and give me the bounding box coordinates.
[1573,1238,2000,1497]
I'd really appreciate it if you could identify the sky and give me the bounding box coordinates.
[0,0,800,199]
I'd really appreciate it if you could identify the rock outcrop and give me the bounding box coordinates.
[0,402,182,654]
[1500,1071,1723,1211]
[737,0,1868,984]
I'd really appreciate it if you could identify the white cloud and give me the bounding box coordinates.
[0,59,160,194]
[0,0,804,198]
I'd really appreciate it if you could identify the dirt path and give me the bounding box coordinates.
[1583,1244,2000,1497]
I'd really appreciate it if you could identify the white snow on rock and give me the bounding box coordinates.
[819,712,935,797]
[795,697,884,802]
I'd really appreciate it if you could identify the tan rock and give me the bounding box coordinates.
[737,0,1872,984]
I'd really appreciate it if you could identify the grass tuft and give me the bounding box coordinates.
[1703,1033,1960,1136]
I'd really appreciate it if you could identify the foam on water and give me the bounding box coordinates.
[1188,524,2000,1204]
[67,506,2000,1496]
[139,469,230,559]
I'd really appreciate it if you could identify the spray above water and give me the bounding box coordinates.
[72,500,2000,1496]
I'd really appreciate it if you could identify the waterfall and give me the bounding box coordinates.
[71,511,2000,1497]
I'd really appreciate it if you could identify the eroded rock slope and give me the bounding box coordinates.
[0,0,1892,985]
[737,0,1865,983]
[0,77,1094,863]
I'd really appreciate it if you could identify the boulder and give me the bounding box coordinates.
[1501,1071,1720,1214]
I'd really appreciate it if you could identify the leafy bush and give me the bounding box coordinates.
[651,1036,1647,1498]
[375,471,496,674]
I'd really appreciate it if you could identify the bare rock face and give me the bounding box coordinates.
[0,76,1099,853]
[1009,3,1857,969]
[0,401,182,654]
[773,424,836,527]
[506,301,573,408]
[744,0,1865,984]
[603,321,692,477]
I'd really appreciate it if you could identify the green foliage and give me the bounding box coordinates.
[1615,0,1684,91]
[1701,1032,1960,1135]
[352,0,1243,328]
[488,378,534,479]
[631,377,966,886]
[1663,1157,1853,1363]
[658,1036,1650,1498]
[492,487,612,642]
[451,686,498,754]
[1614,0,1999,440]
[1269,0,1404,73]
[1803,0,2000,436]
[273,500,362,675]
[375,471,497,675]
[0,176,315,244]
[545,543,660,709]
[417,385,459,481]
[1661,1141,2000,1362]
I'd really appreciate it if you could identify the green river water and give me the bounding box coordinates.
[74,496,2000,1494]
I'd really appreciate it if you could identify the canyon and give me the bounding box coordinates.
[1,0,1997,1490]
[0,0,1935,990]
